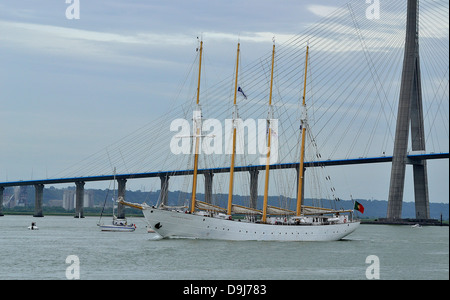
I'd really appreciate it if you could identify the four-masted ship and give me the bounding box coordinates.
[121,40,360,241]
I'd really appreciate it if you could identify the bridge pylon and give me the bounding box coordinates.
[387,0,430,221]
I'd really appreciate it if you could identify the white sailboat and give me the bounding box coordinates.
[98,169,136,232]
[98,198,136,232]
[98,217,136,232]
[121,41,360,241]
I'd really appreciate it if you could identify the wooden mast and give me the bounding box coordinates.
[190,40,203,213]
[262,42,276,223]
[227,42,240,215]
[296,44,309,216]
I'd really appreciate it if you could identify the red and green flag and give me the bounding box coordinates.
[354,201,364,214]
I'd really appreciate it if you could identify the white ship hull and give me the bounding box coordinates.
[143,208,360,241]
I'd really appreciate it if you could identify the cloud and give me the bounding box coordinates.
[0,20,189,50]
[0,20,291,63]
[307,5,340,18]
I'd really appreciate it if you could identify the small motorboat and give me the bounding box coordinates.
[411,223,422,228]
[28,222,39,230]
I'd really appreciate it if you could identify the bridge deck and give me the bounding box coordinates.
[0,153,448,187]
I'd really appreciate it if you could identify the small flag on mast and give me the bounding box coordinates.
[238,86,247,99]
[354,201,364,214]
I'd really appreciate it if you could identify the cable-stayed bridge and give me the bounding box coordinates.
[1,153,447,187]
[1,0,448,221]
[0,152,447,218]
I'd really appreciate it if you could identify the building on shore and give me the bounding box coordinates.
[63,189,94,210]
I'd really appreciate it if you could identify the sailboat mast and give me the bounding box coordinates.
[296,44,309,216]
[262,43,276,223]
[190,40,203,213]
[227,42,240,215]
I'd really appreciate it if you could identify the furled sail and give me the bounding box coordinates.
[231,204,262,215]
[302,205,352,215]
[195,201,227,213]
[160,203,188,211]
[267,206,296,215]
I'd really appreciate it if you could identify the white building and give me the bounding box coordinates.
[63,189,94,210]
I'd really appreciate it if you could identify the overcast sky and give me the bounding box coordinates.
[0,0,448,203]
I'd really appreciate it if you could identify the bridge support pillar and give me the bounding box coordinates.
[0,187,4,217]
[160,175,169,205]
[75,181,85,218]
[412,162,430,219]
[387,0,430,221]
[249,170,259,209]
[410,68,430,219]
[117,179,126,219]
[33,184,44,217]
[204,171,214,204]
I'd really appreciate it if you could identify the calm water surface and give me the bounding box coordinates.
[0,215,448,280]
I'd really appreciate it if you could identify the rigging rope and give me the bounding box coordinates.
[50,0,448,197]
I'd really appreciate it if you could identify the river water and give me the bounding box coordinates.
[0,215,448,280]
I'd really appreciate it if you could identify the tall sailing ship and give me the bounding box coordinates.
[121,40,360,241]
